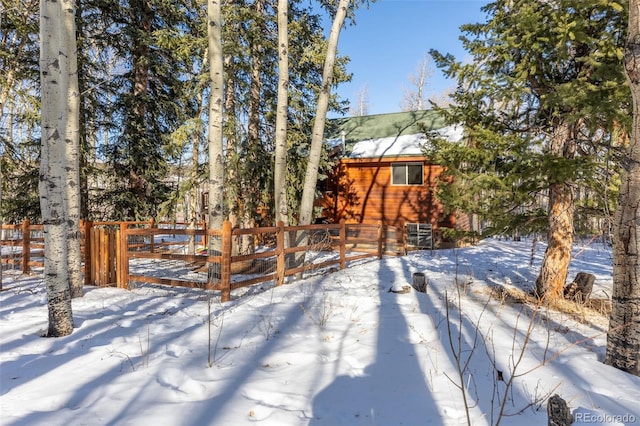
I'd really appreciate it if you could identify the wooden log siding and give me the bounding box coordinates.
[320,155,454,229]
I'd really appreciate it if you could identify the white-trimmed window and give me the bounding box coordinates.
[391,162,423,185]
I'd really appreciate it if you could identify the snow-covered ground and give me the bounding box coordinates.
[1,237,639,426]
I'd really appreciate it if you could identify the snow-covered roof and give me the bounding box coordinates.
[436,124,465,143]
[349,134,427,158]
[325,110,465,159]
[348,125,464,158]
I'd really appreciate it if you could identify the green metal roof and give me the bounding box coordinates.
[325,109,448,145]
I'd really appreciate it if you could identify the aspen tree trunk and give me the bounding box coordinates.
[535,121,576,300]
[606,0,640,376]
[65,3,83,299]
[274,0,295,269]
[39,0,76,336]
[207,0,225,280]
[188,90,204,257]
[298,0,350,228]
[274,0,290,228]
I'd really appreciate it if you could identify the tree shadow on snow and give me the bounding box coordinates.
[310,257,440,425]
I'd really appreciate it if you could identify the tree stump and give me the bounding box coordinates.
[564,272,595,303]
[547,394,573,426]
[412,272,427,293]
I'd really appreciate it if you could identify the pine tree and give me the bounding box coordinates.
[606,0,640,377]
[0,0,41,222]
[216,0,350,229]
[96,0,200,220]
[430,0,630,300]
[3,0,351,229]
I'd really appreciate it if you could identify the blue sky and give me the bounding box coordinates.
[334,0,490,115]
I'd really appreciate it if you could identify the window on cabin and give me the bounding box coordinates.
[391,163,423,185]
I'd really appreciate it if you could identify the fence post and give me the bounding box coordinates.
[377,221,383,260]
[339,220,346,270]
[149,218,155,253]
[202,220,208,248]
[22,219,30,274]
[402,225,408,255]
[101,228,109,286]
[119,223,129,289]
[109,228,117,285]
[83,220,93,286]
[220,220,232,302]
[276,221,285,285]
[90,226,97,286]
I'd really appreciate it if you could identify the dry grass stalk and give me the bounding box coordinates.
[485,285,610,326]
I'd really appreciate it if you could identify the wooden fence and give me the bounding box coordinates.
[0,221,45,273]
[1,220,406,302]
[1,219,154,281]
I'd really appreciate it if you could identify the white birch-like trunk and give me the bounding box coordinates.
[298,0,350,227]
[39,0,75,336]
[274,0,289,227]
[64,2,83,298]
[207,0,225,280]
[606,0,640,376]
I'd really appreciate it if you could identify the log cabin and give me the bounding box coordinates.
[317,110,467,247]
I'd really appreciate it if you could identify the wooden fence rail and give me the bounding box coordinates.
[2,219,406,302]
[0,220,45,273]
[1,219,153,280]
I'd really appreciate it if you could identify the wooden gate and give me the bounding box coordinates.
[88,227,120,287]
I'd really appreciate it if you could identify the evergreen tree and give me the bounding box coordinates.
[97,0,201,220]
[606,0,640,377]
[0,0,41,222]
[223,0,274,230]
[429,0,630,299]
[2,0,351,227]
[217,0,350,227]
